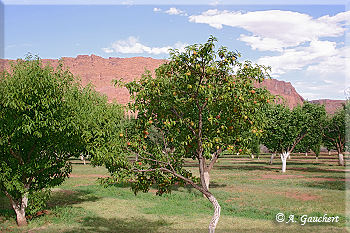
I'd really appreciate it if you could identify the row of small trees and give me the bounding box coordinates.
[0,38,347,232]
[260,101,347,173]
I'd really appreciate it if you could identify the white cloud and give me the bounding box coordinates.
[153,7,161,12]
[165,7,186,16]
[102,47,114,53]
[189,10,350,51]
[306,46,349,76]
[257,40,344,76]
[102,36,187,55]
[238,35,286,52]
[294,79,346,100]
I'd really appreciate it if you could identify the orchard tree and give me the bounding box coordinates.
[294,102,326,160]
[108,36,273,232]
[323,103,347,166]
[263,102,326,172]
[0,56,123,226]
[65,84,125,166]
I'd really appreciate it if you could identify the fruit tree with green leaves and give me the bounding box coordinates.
[263,102,327,172]
[107,36,273,232]
[0,56,125,226]
[323,102,348,166]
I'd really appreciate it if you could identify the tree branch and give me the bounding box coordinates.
[159,167,208,194]
[207,148,222,172]
[289,133,307,153]
[9,148,24,165]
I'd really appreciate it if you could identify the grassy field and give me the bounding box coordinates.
[0,153,348,232]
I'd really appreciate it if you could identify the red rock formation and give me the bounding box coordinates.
[0,55,165,105]
[0,55,344,113]
[256,79,304,108]
[310,99,345,114]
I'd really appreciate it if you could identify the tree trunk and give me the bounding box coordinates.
[14,206,27,226]
[305,152,308,156]
[202,171,210,198]
[7,193,28,226]
[281,152,289,173]
[207,192,221,233]
[204,171,210,191]
[250,154,254,159]
[328,151,331,155]
[80,155,86,165]
[269,153,275,165]
[338,153,344,166]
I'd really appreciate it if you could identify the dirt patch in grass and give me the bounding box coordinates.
[254,174,305,180]
[225,197,242,203]
[267,166,350,172]
[274,191,320,201]
[308,177,349,182]
[254,174,349,182]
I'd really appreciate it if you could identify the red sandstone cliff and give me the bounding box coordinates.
[1,55,165,105]
[0,55,344,113]
[310,99,345,114]
[256,79,304,108]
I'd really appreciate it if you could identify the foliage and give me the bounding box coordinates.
[0,55,123,225]
[108,36,273,194]
[106,37,275,231]
[294,102,327,155]
[263,102,327,154]
[26,189,51,217]
[323,102,348,154]
[64,84,125,165]
[250,135,260,156]
[0,55,78,202]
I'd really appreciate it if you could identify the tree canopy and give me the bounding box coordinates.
[263,101,327,172]
[323,102,348,165]
[0,55,125,226]
[106,36,273,232]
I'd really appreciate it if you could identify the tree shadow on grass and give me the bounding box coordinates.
[0,189,102,225]
[305,180,348,191]
[213,165,276,172]
[247,161,327,166]
[213,165,347,174]
[170,181,226,195]
[48,189,100,208]
[63,216,171,233]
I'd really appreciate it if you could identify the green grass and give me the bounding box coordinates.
[0,153,348,232]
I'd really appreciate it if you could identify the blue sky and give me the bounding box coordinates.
[3,0,350,100]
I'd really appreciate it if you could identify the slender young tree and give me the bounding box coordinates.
[106,37,272,232]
